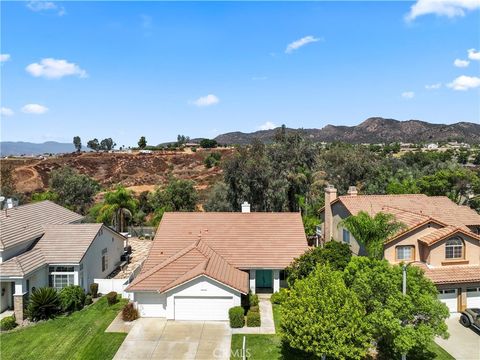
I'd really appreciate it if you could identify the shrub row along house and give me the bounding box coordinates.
[320,185,480,312]
[126,204,308,321]
[0,201,125,321]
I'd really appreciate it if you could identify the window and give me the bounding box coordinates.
[396,246,414,261]
[48,266,75,291]
[445,237,463,259]
[342,229,350,244]
[102,248,108,272]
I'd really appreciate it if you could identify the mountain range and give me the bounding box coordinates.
[2,118,480,156]
[214,117,480,145]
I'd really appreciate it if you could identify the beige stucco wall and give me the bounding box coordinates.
[428,234,480,266]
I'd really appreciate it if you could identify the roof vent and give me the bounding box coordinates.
[241,201,251,213]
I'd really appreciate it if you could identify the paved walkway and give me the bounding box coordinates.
[435,313,480,360]
[113,318,231,359]
[0,310,14,320]
[232,295,275,334]
[105,311,135,333]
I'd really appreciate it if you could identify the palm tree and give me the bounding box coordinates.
[340,211,406,260]
[100,187,138,233]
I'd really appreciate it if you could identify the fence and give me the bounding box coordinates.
[93,278,134,300]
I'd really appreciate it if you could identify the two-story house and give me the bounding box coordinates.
[0,201,125,321]
[319,185,480,313]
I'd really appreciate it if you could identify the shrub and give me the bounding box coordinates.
[249,305,259,313]
[204,152,222,168]
[246,310,261,327]
[90,283,99,298]
[106,291,118,305]
[271,288,289,305]
[229,306,244,328]
[0,316,17,331]
[122,303,139,321]
[249,292,259,307]
[84,294,93,306]
[59,285,86,313]
[27,287,61,321]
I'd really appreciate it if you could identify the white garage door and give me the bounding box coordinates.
[466,287,480,308]
[439,289,458,312]
[174,296,233,321]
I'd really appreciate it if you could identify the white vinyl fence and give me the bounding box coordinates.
[94,263,143,301]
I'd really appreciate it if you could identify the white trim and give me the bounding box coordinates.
[164,274,246,295]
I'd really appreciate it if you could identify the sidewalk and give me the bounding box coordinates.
[232,295,275,334]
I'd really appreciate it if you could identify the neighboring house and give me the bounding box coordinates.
[319,185,480,313]
[126,205,308,321]
[0,201,125,321]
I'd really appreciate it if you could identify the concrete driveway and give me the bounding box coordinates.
[435,314,480,360]
[113,318,231,360]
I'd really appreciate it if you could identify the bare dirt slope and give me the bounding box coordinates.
[3,149,230,194]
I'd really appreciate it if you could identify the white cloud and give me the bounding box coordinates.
[285,36,322,54]
[0,54,11,63]
[26,1,65,16]
[454,58,470,67]
[401,91,415,99]
[26,58,87,79]
[0,107,14,117]
[21,104,49,114]
[447,75,480,90]
[468,48,480,60]
[258,121,277,131]
[192,94,219,107]
[405,0,480,21]
[425,83,442,90]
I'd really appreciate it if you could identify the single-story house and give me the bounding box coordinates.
[319,185,480,313]
[126,206,308,321]
[0,201,125,321]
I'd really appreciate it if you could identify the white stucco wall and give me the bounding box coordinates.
[134,292,167,317]
[26,266,48,293]
[79,226,124,292]
[165,276,241,319]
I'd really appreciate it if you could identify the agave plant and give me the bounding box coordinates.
[27,287,61,321]
[59,285,86,313]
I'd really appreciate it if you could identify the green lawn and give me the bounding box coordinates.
[231,304,454,360]
[0,297,127,360]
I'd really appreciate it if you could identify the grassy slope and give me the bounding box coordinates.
[231,304,454,360]
[0,297,127,360]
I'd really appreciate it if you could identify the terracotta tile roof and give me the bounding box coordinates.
[417,226,480,246]
[0,200,84,250]
[142,212,308,272]
[415,263,480,285]
[330,194,480,232]
[127,239,249,294]
[0,248,46,277]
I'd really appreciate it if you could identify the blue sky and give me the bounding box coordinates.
[1,1,479,146]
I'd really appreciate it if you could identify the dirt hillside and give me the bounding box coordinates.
[3,149,231,195]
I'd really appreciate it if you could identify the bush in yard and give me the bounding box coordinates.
[246,310,261,327]
[59,285,86,313]
[270,288,289,305]
[282,264,371,360]
[0,316,17,331]
[122,302,139,321]
[229,306,244,328]
[84,294,93,306]
[106,291,118,305]
[248,292,259,307]
[90,283,99,298]
[249,305,259,313]
[27,287,61,322]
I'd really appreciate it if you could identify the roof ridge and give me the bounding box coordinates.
[381,205,431,218]
[14,256,24,275]
[194,238,237,268]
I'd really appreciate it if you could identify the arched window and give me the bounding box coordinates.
[445,237,463,259]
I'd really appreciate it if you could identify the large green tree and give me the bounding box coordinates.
[73,136,82,152]
[286,241,352,286]
[340,211,405,259]
[343,257,449,359]
[282,264,371,360]
[91,187,138,232]
[49,167,99,214]
[204,182,233,211]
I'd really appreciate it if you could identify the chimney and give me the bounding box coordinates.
[241,201,251,213]
[324,185,337,242]
[347,186,358,196]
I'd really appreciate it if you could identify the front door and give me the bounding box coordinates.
[256,270,273,289]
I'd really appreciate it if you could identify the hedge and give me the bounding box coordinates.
[229,306,244,328]
[271,288,289,305]
[122,303,139,321]
[90,283,99,298]
[249,292,259,307]
[0,316,17,331]
[106,291,118,305]
[246,310,261,327]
